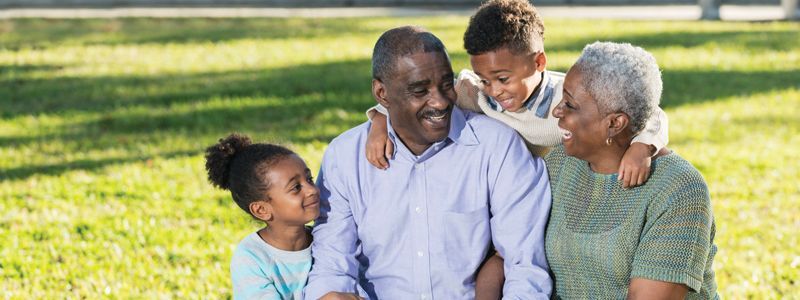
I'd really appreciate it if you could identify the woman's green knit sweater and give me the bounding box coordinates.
[544,145,719,299]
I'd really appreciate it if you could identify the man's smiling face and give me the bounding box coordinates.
[379,50,456,155]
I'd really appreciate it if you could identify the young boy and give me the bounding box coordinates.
[365,0,669,188]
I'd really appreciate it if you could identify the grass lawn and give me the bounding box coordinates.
[1,16,798,298]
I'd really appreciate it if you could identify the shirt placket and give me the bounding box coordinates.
[410,159,433,299]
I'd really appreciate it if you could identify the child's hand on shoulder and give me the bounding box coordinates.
[619,142,655,188]
[366,113,393,170]
[454,69,484,113]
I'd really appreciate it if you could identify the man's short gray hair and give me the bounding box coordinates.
[574,42,662,134]
[372,26,448,82]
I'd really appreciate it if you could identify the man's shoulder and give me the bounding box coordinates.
[462,110,521,142]
[326,121,370,151]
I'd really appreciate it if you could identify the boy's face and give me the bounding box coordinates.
[263,155,320,226]
[470,47,546,112]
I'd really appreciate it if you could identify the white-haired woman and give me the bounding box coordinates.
[474,42,719,299]
[544,42,719,299]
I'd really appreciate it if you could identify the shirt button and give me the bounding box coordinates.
[415,206,422,213]
[417,251,424,257]
[421,294,427,300]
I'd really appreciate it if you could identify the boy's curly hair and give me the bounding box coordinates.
[464,0,545,56]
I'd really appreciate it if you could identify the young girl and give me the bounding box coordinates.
[205,133,320,300]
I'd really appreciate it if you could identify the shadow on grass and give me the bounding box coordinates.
[547,27,800,53]
[3,61,797,117]
[0,18,394,50]
[0,64,67,77]
[1,58,373,117]
[661,69,800,108]
[0,149,198,181]
[2,21,799,180]
[4,64,796,180]
[4,18,797,52]
[0,59,376,180]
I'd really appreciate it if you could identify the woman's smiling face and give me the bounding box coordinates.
[552,66,608,160]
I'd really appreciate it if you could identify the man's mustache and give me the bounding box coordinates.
[420,106,452,118]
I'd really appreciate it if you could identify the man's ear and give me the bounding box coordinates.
[249,200,273,222]
[607,112,630,137]
[372,79,390,108]
[534,52,547,72]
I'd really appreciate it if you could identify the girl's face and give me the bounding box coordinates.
[469,47,546,112]
[264,155,320,226]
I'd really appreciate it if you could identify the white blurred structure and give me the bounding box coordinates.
[700,0,798,19]
[0,0,796,20]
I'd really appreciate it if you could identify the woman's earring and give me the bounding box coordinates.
[606,137,613,146]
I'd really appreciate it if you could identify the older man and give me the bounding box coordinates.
[304,26,552,299]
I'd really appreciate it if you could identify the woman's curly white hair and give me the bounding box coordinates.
[574,41,662,134]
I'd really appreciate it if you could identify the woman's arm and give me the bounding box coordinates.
[475,253,505,300]
[627,278,688,300]
[629,158,716,298]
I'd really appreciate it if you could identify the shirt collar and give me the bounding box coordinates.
[446,106,479,146]
[487,71,551,113]
[384,106,478,160]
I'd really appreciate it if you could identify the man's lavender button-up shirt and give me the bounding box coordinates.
[304,107,553,299]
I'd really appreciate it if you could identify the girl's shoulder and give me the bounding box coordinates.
[231,232,278,273]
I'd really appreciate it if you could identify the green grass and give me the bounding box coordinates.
[1,17,798,298]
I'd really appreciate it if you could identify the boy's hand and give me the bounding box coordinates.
[366,113,394,170]
[619,142,656,188]
[320,292,365,300]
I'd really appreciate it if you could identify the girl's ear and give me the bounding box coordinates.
[249,200,273,222]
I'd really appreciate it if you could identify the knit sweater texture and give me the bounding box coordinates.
[544,145,719,299]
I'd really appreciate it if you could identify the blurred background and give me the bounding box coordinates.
[0,0,793,8]
[1,0,798,298]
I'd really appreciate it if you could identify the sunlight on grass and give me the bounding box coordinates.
[1,17,798,298]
